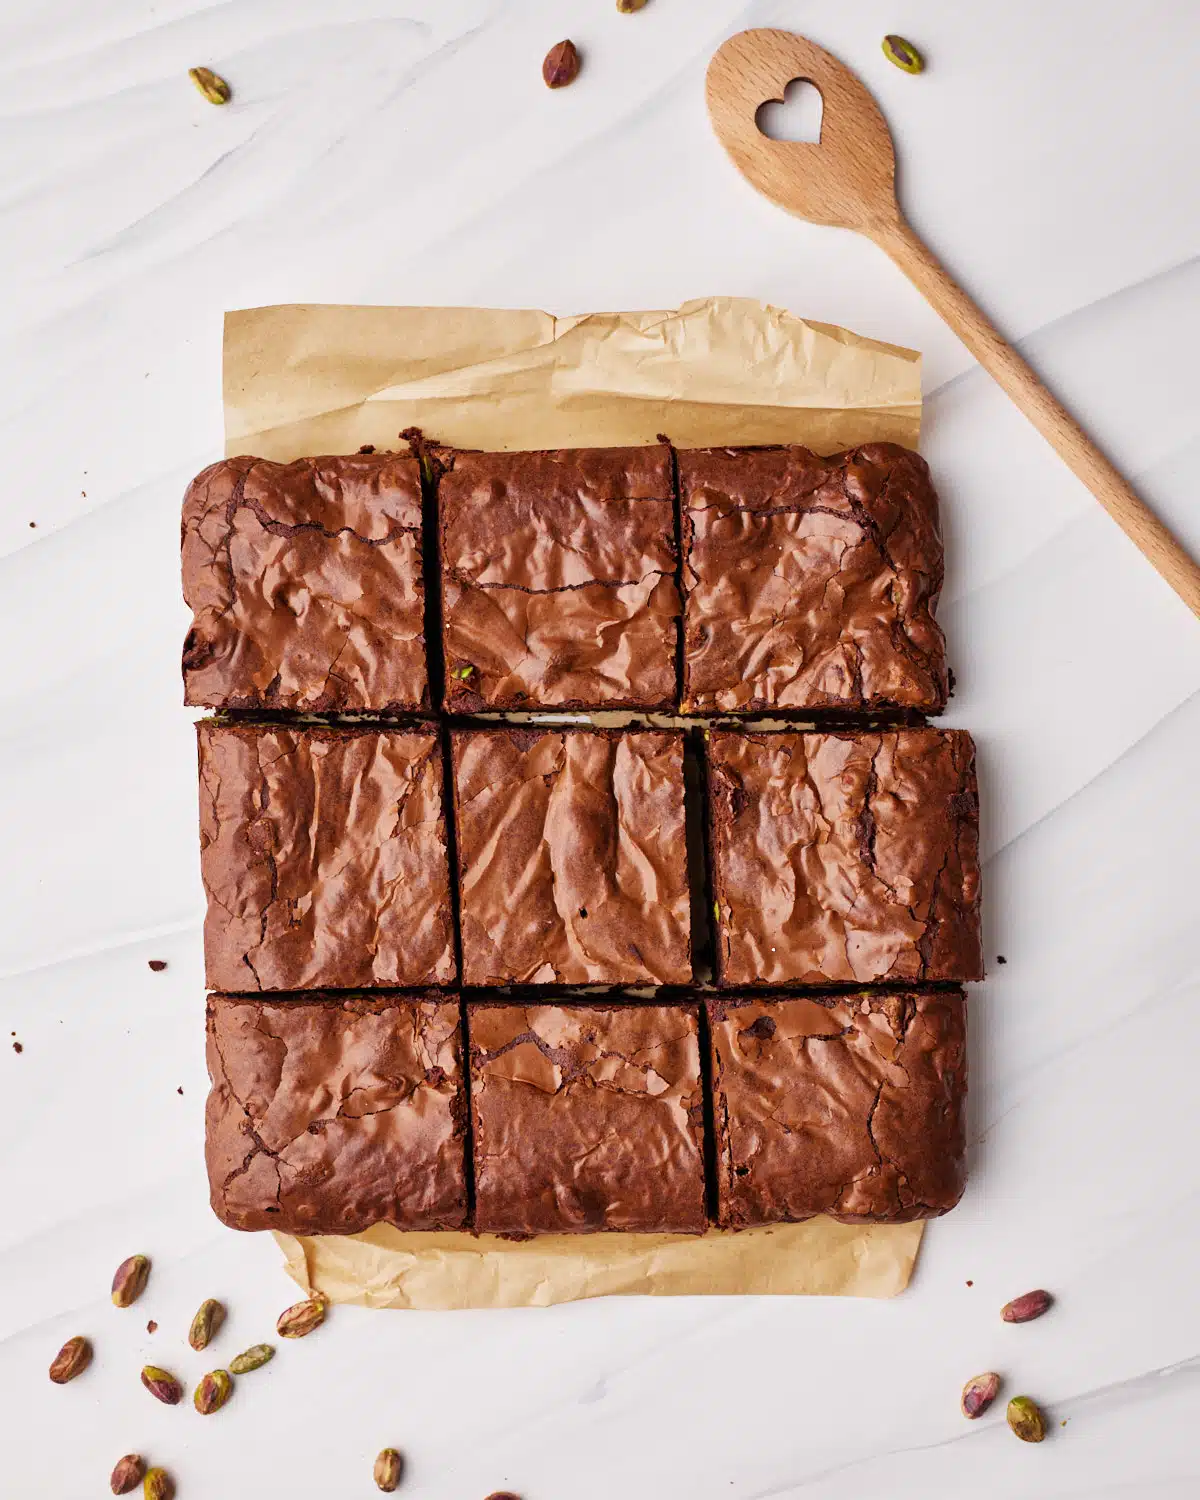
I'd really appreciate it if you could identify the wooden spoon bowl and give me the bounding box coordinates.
[707,29,1200,620]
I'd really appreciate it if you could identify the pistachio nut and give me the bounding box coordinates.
[542,40,581,89]
[374,1448,404,1492]
[188,1298,226,1351]
[1001,1289,1053,1324]
[110,1455,146,1495]
[140,1366,184,1405]
[189,66,231,105]
[112,1255,151,1308]
[1007,1395,1047,1443]
[276,1294,327,1339]
[229,1342,275,1374]
[194,1368,234,1415]
[960,1371,1001,1419]
[881,35,924,74]
[143,1468,175,1500]
[49,1335,93,1384]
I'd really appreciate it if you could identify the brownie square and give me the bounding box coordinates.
[198,722,455,992]
[439,446,679,710]
[451,728,692,986]
[680,443,948,713]
[469,1002,707,1234]
[707,728,982,985]
[707,990,967,1225]
[182,453,427,713]
[206,992,467,1233]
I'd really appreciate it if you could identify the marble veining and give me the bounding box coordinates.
[2,2,1198,1496]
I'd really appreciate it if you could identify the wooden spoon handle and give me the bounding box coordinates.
[875,214,1200,620]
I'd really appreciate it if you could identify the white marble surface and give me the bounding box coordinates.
[2,1,1199,1495]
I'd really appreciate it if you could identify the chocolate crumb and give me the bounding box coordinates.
[148,960,168,972]
[996,955,1007,964]
[147,1320,157,1333]
[177,1087,183,1096]
[358,444,376,454]
[966,1279,973,1287]
[12,1041,22,1054]
[28,521,36,528]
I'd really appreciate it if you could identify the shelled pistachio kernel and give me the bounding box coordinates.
[229,1343,275,1374]
[881,35,924,73]
[374,1448,404,1492]
[189,66,231,104]
[112,1254,151,1308]
[188,1298,226,1351]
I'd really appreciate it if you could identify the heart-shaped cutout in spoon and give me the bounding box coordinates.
[707,29,1200,620]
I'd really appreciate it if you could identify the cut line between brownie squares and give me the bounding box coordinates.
[202,990,967,1236]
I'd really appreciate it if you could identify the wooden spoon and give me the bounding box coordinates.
[707,29,1200,620]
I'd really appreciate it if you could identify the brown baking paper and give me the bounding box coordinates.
[223,297,925,1307]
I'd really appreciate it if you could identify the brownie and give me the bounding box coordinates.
[679,443,948,713]
[439,446,679,710]
[198,721,455,992]
[707,990,967,1225]
[707,728,982,985]
[451,728,692,986]
[469,1002,707,1234]
[205,992,467,1233]
[182,453,427,713]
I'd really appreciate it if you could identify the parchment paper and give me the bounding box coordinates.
[223,297,926,1308]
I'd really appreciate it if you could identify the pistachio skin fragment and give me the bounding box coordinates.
[112,1255,151,1308]
[1002,1289,1053,1323]
[277,1294,327,1339]
[1007,1395,1047,1443]
[374,1448,404,1492]
[542,40,581,89]
[143,1468,175,1500]
[188,1298,226,1351]
[189,65,231,104]
[229,1342,275,1374]
[960,1371,1001,1419]
[49,1335,93,1384]
[110,1455,146,1494]
[194,1368,234,1415]
[617,0,649,10]
[881,35,924,74]
[140,1365,184,1405]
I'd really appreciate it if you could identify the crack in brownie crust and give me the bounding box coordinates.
[679,444,948,713]
[198,721,456,992]
[707,990,967,1226]
[182,453,427,713]
[439,446,679,710]
[708,728,982,985]
[205,993,467,1233]
[470,1002,707,1234]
